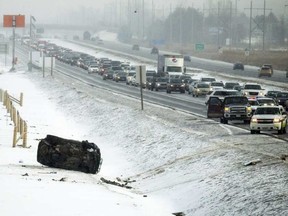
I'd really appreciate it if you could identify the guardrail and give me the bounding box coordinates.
[0,89,27,148]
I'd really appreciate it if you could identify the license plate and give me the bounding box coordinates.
[236,115,241,117]
[262,127,269,130]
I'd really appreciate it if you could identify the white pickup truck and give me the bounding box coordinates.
[242,83,265,99]
[250,106,287,134]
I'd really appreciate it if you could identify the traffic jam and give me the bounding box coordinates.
[24,38,288,136]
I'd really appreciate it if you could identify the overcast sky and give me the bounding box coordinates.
[1,0,287,24]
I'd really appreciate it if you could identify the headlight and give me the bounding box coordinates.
[197,89,200,92]
[157,83,160,86]
[171,85,174,87]
[181,84,185,87]
[251,118,258,123]
[259,92,264,96]
[246,107,252,112]
[244,92,248,96]
[224,107,230,112]
[274,118,280,123]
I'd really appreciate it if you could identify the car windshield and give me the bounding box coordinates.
[266,91,280,97]
[118,72,126,76]
[277,92,288,97]
[225,97,248,105]
[201,78,216,82]
[255,107,280,115]
[214,91,239,96]
[225,83,239,88]
[156,78,168,82]
[147,72,156,76]
[128,72,136,76]
[112,66,122,70]
[170,79,181,83]
[257,99,275,105]
[167,66,182,72]
[180,76,191,80]
[248,100,257,106]
[244,84,261,90]
[211,82,224,86]
[198,83,210,88]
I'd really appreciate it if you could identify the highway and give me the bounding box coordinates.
[15,40,288,142]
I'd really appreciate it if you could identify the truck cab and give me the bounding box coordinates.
[157,54,185,77]
[207,95,252,124]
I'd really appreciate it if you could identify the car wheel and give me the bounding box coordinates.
[156,88,159,91]
[250,130,255,134]
[192,94,195,97]
[223,118,228,124]
[278,128,283,134]
[283,126,287,134]
[188,91,191,94]
[196,94,199,97]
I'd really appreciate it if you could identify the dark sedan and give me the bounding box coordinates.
[103,71,114,80]
[275,91,288,110]
[154,77,168,91]
[233,62,244,70]
[166,78,186,94]
[114,71,127,82]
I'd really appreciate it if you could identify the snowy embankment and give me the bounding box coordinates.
[1,34,288,215]
[1,66,288,215]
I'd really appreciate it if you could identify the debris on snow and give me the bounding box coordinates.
[100,177,133,189]
[243,159,262,166]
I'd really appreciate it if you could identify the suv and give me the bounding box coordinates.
[206,95,252,123]
[151,47,159,54]
[250,106,287,134]
[242,83,265,99]
[275,91,288,110]
[132,44,140,51]
[259,66,273,77]
[166,78,185,93]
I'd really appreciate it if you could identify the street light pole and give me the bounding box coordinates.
[29,15,36,71]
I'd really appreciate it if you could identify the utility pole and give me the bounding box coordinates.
[180,6,183,46]
[234,0,238,46]
[249,1,252,51]
[169,4,172,43]
[217,1,220,49]
[10,19,15,72]
[29,15,36,72]
[191,4,194,44]
[263,0,266,51]
[229,1,232,49]
[245,1,271,51]
[142,0,145,40]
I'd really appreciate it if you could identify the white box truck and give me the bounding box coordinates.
[157,54,185,77]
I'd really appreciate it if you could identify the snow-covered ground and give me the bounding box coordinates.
[1,35,288,215]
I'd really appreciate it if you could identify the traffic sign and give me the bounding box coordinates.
[195,43,204,51]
